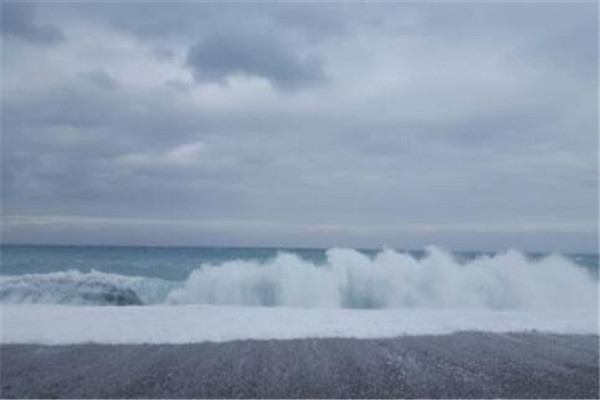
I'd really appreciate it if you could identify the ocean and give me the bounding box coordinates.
[1,244,598,308]
[1,244,598,344]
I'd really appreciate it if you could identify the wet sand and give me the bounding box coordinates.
[1,332,598,399]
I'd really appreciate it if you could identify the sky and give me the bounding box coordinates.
[1,1,598,252]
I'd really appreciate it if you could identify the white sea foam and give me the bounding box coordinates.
[1,305,596,344]
[2,247,597,344]
[0,270,176,305]
[0,247,597,310]
[167,247,598,310]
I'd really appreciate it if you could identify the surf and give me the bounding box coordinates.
[1,246,596,310]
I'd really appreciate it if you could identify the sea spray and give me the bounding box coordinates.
[1,246,597,310]
[168,246,597,310]
[0,270,177,305]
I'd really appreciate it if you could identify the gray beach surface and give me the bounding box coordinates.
[1,332,598,399]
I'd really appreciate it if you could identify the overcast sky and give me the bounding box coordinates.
[1,2,597,252]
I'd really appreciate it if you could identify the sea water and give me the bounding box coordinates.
[1,245,598,344]
[1,244,597,308]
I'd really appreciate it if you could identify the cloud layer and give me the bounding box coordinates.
[1,2,63,44]
[1,2,597,251]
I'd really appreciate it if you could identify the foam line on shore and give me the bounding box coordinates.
[1,305,597,344]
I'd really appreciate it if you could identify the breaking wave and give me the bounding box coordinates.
[1,247,597,310]
[0,270,177,306]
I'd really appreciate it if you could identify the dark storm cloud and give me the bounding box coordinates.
[186,33,325,90]
[1,2,63,45]
[1,2,597,251]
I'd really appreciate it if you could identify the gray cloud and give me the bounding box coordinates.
[1,2,63,45]
[80,70,118,90]
[1,2,597,252]
[186,33,325,90]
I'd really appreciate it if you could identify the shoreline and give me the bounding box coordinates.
[3,305,597,344]
[2,332,598,399]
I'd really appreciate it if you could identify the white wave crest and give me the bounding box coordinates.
[0,270,177,306]
[167,246,598,310]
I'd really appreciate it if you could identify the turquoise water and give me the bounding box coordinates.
[1,245,598,308]
[1,245,328,280]
[1,245,597,280]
